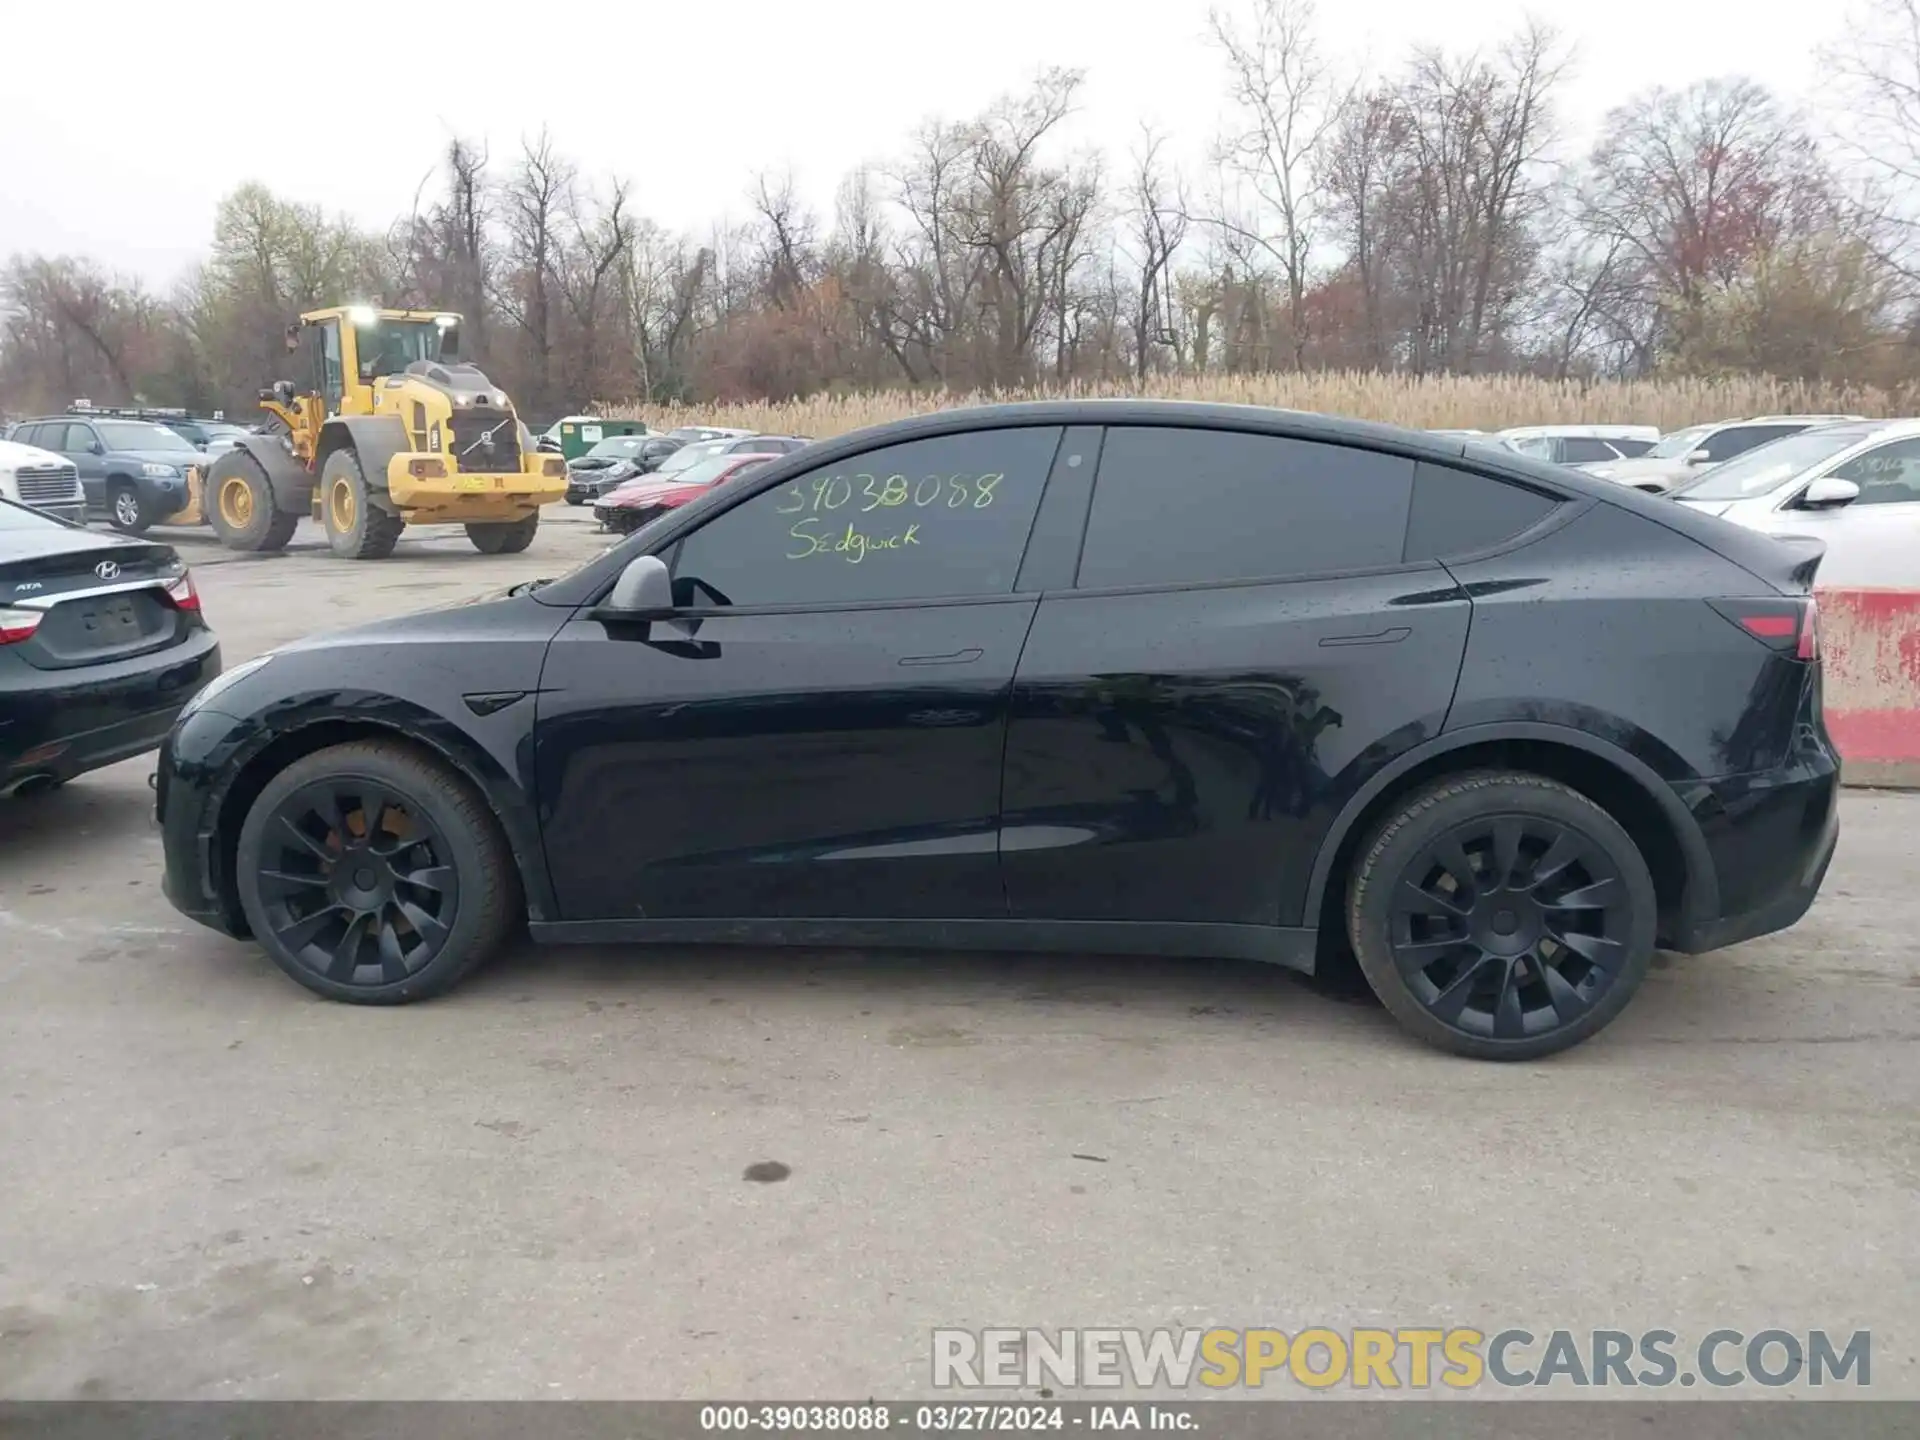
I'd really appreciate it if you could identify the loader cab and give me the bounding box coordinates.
[292,308,465,418]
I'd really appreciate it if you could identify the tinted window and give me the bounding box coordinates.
[1561,437,1619,463]
[1828,437,1920,505]
[1403,462,1562,561]
[1701,424,1803,462]
[669,426,1061,607]
[1078,427,1414,588]
[1612,438,1654,457]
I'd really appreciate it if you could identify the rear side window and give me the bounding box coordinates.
[1561,437,1619,463]
[1402,462,1562,562]
[1077,427,1415,588]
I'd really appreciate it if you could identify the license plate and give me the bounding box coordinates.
[81,598,142,640]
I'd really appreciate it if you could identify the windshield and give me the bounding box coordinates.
[353,318,456,379]
[658,442,721,475]
[96,421,196,453]
[1671,426,1883,501]
[588,437,648,459]
[1645,425,1713,460]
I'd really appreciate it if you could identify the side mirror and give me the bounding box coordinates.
[1799,476,1860,510]
[598,554,675,619]
[87,442,105,456]
[1687,449,1713,465]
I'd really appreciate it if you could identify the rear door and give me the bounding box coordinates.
[999,427,1475,929]
[534,424,1068,922]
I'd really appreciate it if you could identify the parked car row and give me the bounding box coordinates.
[1428,414,1913,589]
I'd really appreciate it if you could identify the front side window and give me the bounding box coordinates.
[1078,427,1416,589]
[60,423,98,452]
[668,426,1062,608]
[1826,437,1920,505]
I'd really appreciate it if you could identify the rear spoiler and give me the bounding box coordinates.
[1764,534,1827,593]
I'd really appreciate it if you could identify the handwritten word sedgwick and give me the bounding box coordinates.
[788,517,923,563]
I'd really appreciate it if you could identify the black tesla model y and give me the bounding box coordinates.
[157,402,1839,1059]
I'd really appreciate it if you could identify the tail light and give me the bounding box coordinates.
[0,607,42,645]
[164,569,201,613]
[1708,598,1818,660]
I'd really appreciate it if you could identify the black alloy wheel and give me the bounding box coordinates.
[255,779,456,984]
[235,742,517,1003]
[1347,772,1656,1060]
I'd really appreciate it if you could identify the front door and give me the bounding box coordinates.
[1754,435,1920,590]
[534,424,1067,921]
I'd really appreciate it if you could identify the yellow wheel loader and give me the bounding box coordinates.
[203,306,567,559]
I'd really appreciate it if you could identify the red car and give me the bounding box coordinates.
[594,452,783,534]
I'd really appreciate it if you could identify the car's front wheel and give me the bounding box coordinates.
[1345,771,1656,1061]
[108,481,154,534]
[234,741,518,1004]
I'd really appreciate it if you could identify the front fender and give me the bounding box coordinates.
[181,689,555,930]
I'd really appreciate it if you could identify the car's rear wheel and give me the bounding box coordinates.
[234,741,518,1004]
[1346,771,1656,1061]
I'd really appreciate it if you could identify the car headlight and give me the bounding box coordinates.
[179,653,274,718]
[141,462,180,478]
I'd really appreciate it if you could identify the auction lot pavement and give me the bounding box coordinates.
[2,504,1917,1400]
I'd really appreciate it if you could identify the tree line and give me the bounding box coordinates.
[8,0,1920,423]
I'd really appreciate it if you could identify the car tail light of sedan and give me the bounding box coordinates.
[164,570,201,613]
[0,606,43,645]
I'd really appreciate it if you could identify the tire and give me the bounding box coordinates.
[234,741,519,1005]
[108,481,154,534]
[206,450,298,552]
[565,495,584,506]
[465,513,539,554]
[321,449,403,560]
[1345,770,1657,1061]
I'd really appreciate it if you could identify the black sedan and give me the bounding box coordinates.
[2,501,220,795]
[155,401,1838,1060]
[564,436,686,504]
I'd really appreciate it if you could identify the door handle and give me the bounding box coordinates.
[899,647,984,667]
[1319,626,1412,648]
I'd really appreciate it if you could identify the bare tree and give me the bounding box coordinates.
[1125,126,1190,377]
[1208,0,1344,367]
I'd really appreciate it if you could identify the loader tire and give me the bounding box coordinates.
[465,513,540,554]
[206,450,298,553]
[321,449,403,560]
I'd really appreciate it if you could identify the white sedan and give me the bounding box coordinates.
[1668,419,1920,589]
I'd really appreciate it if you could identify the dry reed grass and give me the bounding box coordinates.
[605,371,1914,439]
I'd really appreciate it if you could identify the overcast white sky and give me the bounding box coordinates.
[1,0,1851,289]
